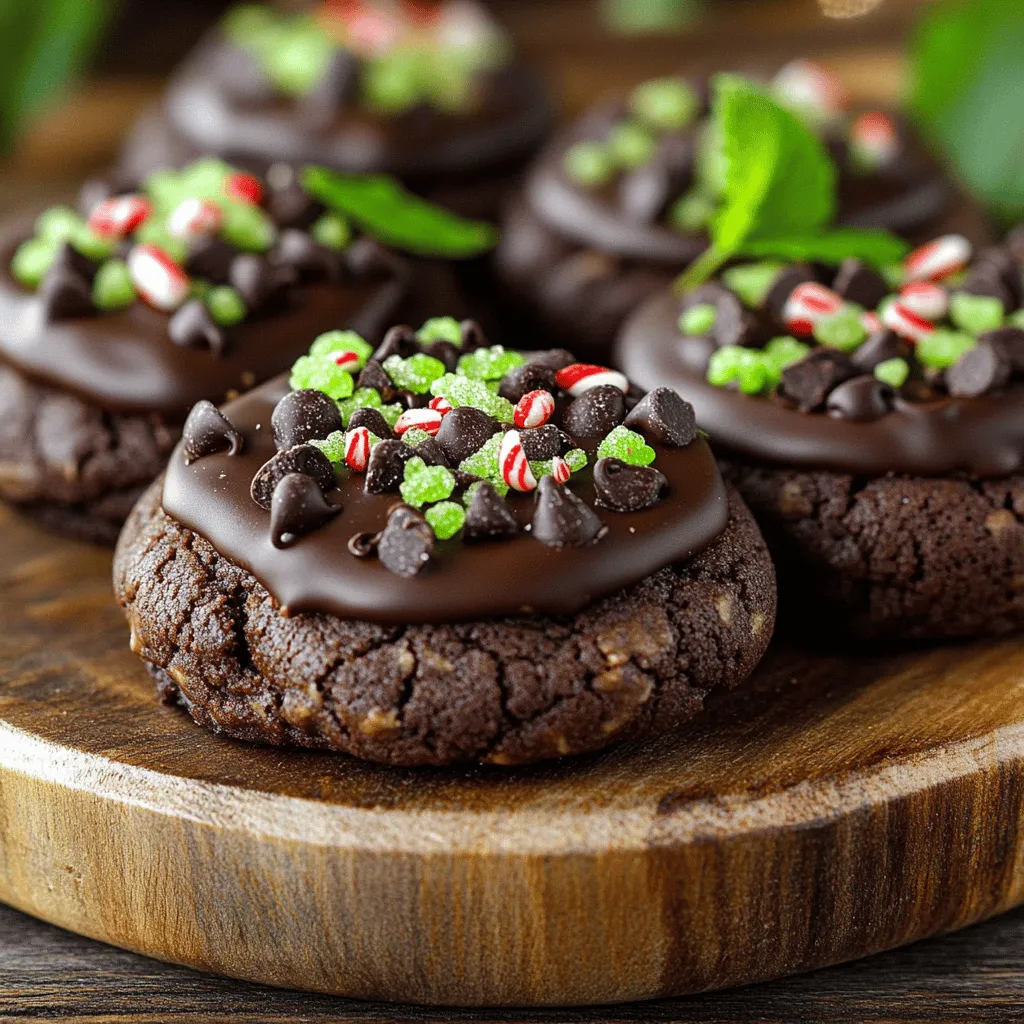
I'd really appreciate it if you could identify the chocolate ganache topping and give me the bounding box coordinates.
[163,319,728,622]
[616,230,1024,478]
[0,158,409,416]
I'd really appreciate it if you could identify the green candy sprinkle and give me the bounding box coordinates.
[763,336,811,371]
[873,357,910,388]
[431,374,514,421]
[289,355,355,400]
[1007,309,1024,330]
[425,501,466,540]
[456,345,526,381]
[310,330,373,368]
[881,263,904,289]
[669,191,715,233]
[401,427,433,449]
[263,18,334,96]
[338,388,382,424]
[916,329,976,370]
[11,238,57,288]
[630,77,699,132]
[608,120,657,170]
[707,346,777,395]
[35,206,83,242]
[565,448,588,472]
[722,262,785,308]
[206,286,247,326]
[399,457,456,508]
[379,403,404,429]
[220,202,276,253]
[310,430,347,465]
[310,212,351,252]
[813,309,868,351]
[383,353,447,394]
[92,260,136,311]
[563,142,614,187]
[950,292,1004,335]
[679,302,718,336]
[417,316,463,346]
[72,227,116,262]
[363,51,427,114]
[459,433,509,496]
[597,426,656,467]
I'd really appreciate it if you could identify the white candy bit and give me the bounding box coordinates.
[344,427,372,472]
[861,310,883,333]
[550,455,571,485]
[127,244,190,312]
[394,407,443,437]
[899,281,948,321]
[783,282,844,336]
[499,430,537,493]
[513,389,555,429]
[904,235,972,283]
[429,395,453,415]
[882,301,935,344]
[167,197,223,240]
[850,111,898,168]
[88,194,152,238]
[772,59,850,116]
[555,363,628,397]
[332,349,363,372]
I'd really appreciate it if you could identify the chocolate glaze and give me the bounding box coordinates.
[616,288,1024,479]
[161,375,729,622]
[0,218,407,417]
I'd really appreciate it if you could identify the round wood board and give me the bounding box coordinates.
[2,505,1024,1008]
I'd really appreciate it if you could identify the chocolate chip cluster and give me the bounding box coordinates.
[681,231,1024,421]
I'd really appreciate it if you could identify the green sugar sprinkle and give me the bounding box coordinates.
[873,357,910,388]
[289,355,354,400]
[722,262,784,308]
[707,345,778,395]
[630,77,699,132]
[206,286,246,326]
[456,345,526,381]
[459,433,509,496]
[11,237,57,288]
[72,227,116,263]
[431,374,514,421]
[669,191,715,233]
[220,201,276,253]
[400,457,456,508]
[813,309,868,351]
[565,448,588,472]
[401,427,433,448]
[417,316,463,347]
[597,426,656,466]
[425,501,466,540]
[310,212,351,252]
[383,353,447,394]
[310,330,373,368]
[1008,309,1024,330]
[679,302,718,336]
[563,141,614,187]
[35,206,83,242]
[337,388,381,424]
[608,121,657,170]
[310,430,347,465]
[92,260,136,311]
[950,292,1004,335]
[916,329,976,370]
[763,336,811,371]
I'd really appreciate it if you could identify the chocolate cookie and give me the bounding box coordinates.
[113,321,776,765]
[496,63,985,360]
[616,231,1024,639]
[0,158,409,542]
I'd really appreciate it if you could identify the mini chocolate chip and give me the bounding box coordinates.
[251,444,336,509]
[709,293,759,348]
[527,349,576,371]
[348,531,380,558]
[460,319,487,351]
[271,389,344,450]
[498,362,558,403]
[436,407,500,466]
[452,469,482,498]
[365,439,414,494]
[229,254,298,315]
[463,482,519,541]
[619,161,675,225]
[832,258,889,309]
[593,457,668,512]
[181,400,243,464]
[377,505,434,577]
[270,473,340,549]
[531,476,606,548]
[373,324,417,362]
[779,349,857,412]
[764,265,815,320]
[38,261,94,321]
[561,384,626,438]
[959,266,1015,309]
[519,424,569,460]
[421,339,460,372]
[185,237,236,283]
[266,183,323,230]
[347,406,393,440]
[169,300,229,355]
[979,326,1024,373]
[297,49,360,130]
[973,246,1023,307]
[411,436,451,468]
[623,387,697,446]
[946,341,1011,398]
[51,240,98,281]
[826,375,894,421]
[356,359,395,399]
[850,329,908,372]
[271,229,342,281]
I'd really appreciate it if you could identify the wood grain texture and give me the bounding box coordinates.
[2,504,1024,1007]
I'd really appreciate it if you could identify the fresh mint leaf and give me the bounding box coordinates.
[302,166,498,258]
[739,228,909,268]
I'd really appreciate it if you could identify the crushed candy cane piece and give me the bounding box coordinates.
[555,363,629,397]
[394,407,444,437]
[127,244,190,311]
[783,282,844,336]
[513,389,555,429]
[88,195,152,239]
[499,430,537,492]
[904,235,972,283]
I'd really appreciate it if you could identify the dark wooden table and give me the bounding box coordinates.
[2,900,1023,1022]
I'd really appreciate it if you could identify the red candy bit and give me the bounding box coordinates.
[168,197,223,240]
[882,300,935,344]
[499,430,537,493]
[555,363,628,398]
[783,282,844,336]
[772,59,851,115]
[88,194,152,239]
[861,310,883,333]
[899,281,948,321]
[904,235,972,283]
[345,427,372,472]
[513,389,555,429]
[347,8,402,52]
[394,407,443,437]
[850,111,898,166]
[332,350,363,372]
[550,455,571,485]
[224,172,264,205]
[127,244,190,312]
[428,395,453,415]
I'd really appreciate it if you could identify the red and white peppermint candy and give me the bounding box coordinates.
[782,282,844,336]
[904,234,972,283]
[882,300,935,344]
[127,244,190,312]
[87,194,152,239]
[347,9,402,53]
[331,349,363,372]
[344,427,372,472]
[861,310,883,333]
[772,59,850,116]
[555,363,628,397]
[550,455,571,485]
[899,281,948,321]
[850,111,898,168]
[513,389,555,429]
[224,172,264,205]
[428,395,453,415]
[393,407,443,437]
[167,197,223,240]
[499,430,537,493]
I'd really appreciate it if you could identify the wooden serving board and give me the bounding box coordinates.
[2,505,1024,1008]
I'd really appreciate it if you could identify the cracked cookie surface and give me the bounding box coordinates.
[114,481,775,766]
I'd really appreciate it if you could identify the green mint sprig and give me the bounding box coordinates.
[676,75,909,293]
